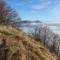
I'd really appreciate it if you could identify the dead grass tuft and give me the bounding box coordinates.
[0,25,58,60]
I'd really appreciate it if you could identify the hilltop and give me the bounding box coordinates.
[0,25,57,60]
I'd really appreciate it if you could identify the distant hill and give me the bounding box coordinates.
[0,25,57,60]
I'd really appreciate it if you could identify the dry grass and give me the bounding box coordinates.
[0,25,58,60]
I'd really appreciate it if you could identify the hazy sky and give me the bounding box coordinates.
[6,0,60,22]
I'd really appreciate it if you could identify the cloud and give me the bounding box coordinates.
[45,20,60,24]
[31,0,51,10]
[49,25,60,35]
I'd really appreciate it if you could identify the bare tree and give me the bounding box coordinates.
[0,0,21,27]
[49,35,56,52]
[43,25,47,45]
[29,25,42,42]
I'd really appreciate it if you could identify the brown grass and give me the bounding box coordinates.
[0,25,58,60]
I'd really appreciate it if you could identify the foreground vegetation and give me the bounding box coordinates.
[0,25,58,60]
[0,0,59,60]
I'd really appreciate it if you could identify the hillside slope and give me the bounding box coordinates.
[0,25,57,60]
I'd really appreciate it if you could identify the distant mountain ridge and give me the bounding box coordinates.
[20,20,42,23]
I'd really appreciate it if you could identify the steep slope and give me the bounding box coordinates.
[0,25,57,60]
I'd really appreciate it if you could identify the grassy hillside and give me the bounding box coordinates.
[0,25,58,60]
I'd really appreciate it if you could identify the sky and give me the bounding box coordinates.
[6,0,60,22]
[5,0,60,35]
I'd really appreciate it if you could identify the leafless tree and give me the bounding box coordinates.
[29,25,42,42]
[43,25,47,45]
[49,34,57,52]
[0,0,21,27]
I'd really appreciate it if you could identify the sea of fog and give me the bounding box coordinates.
[49,26,60,35]
[20,22,60,36]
